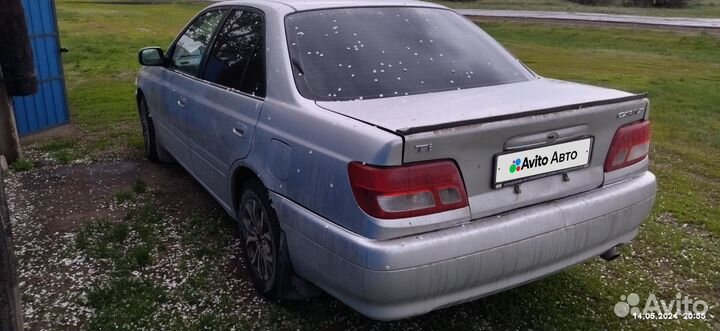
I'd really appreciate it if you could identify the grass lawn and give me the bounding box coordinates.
[433,0,720,17]
[30,1,207,161]
[14,1,720,330]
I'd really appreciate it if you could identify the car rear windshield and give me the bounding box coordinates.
[285,7,534,101]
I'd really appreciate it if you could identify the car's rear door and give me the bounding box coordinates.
[159,9,227,169]
[185,8,265,204]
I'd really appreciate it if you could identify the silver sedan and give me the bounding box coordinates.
[136,0,656,320]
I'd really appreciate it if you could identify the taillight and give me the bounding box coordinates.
[604,121,651,172]
[348,160,469,219]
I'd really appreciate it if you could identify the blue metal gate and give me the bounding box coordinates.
[12,0,70,136]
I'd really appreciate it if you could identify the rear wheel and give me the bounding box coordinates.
[139,96,173,163]
[238,179,293,300]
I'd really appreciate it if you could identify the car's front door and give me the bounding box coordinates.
[160,9,227,169]
[186,8,266,205]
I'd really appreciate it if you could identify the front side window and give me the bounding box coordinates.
[171,10,226,77]
[286,7,534,101]
[204,9,265,97]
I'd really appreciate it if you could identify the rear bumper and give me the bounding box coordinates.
[272,171,656,321]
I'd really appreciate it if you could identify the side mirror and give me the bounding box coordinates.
[138,47,165,66]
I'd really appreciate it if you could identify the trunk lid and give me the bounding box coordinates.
[317,78,649,220]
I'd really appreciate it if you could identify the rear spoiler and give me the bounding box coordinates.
[395,92,648,135]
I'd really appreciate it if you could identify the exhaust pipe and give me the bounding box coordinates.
[600,246,621,261]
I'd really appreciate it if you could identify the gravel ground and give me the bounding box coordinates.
[5,158,269,330]
[6,161,133,329]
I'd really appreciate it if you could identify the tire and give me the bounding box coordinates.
[139,96,173,163]
[238,178,294,300]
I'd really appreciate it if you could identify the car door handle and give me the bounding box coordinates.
[233,123,248,137]
[177,96,187,108]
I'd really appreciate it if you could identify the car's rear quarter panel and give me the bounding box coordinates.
[243,97,405,236]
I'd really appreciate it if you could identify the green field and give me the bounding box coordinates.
[18,2,720,330]
[435,0,720,17]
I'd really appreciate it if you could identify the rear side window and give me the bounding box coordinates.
[286,7,533,101]
[171,10,226,77]
[204,9,265,97]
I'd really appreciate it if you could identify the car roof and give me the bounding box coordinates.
[212,0,446,12]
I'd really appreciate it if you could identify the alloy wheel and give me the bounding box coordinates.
[242,198,275,282]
